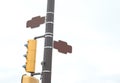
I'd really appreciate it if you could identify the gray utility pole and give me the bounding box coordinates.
[42,0,55,83]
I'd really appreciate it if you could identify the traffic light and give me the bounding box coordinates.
[54,40,72,54]
[26,16,45,28]
[24,39,37,73]
[21,74,39,83]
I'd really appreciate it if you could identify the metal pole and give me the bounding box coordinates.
[42,0,55,83]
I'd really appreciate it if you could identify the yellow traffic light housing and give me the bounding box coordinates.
[25,39,37,73]
[21,74,39,83]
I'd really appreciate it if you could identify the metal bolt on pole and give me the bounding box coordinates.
[42,0,55,83]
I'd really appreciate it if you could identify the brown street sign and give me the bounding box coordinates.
[54,40,72,54]
[26,16,45,28]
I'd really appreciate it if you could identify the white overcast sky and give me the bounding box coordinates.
[0,0,120,83]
